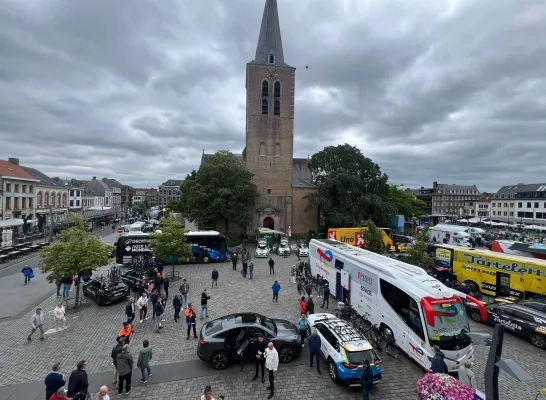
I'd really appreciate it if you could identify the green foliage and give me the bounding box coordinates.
[134,199,151,213]
[362,220,386,254]
[305,144,394,228]
[148,215,192,264]
[388,185,426,220]
[406,227,435,270]
[178,151,259,234]
[40,213,113,307]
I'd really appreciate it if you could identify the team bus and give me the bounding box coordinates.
[115,230,229,264]
[431,243,546,299]
[327,227,394,249]
[308,239,486,372]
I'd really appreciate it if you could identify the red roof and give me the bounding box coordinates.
[0,160,36,180]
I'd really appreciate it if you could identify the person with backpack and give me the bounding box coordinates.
[360,359,373,400]
[430,345,448,373]
[211,269,219,287]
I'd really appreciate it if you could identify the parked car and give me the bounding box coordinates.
[197,312,302,370]
[277,240,291,256]
[83,278,130,306]
[255,241,271,258]
[298,246,309,257]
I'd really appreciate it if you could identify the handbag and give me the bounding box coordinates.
[30,273,35,279]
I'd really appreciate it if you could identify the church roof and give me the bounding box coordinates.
[250,0,293,68]
[199,153,315,189]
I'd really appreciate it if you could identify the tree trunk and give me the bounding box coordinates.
[75,278,81,309]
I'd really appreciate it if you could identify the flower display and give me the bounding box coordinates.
[416,373,475,400]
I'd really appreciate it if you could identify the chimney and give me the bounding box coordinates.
[433,181,438,189]
[8,157,19,166]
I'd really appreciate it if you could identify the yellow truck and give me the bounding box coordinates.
[327,227,394,249]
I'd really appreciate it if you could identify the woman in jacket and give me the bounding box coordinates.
[53,303,67,331]
[299,296,308,315]
[297,313,309,347]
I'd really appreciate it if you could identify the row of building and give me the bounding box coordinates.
[408,181,546,225]
[0,157,166,229]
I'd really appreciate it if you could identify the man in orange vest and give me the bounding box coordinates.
[118,321,132,344]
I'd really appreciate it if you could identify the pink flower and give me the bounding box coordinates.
[416,373,475,400]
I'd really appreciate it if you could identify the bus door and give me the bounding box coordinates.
[496,272,511,297]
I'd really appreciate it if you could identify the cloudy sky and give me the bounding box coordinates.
[1,0,545,192]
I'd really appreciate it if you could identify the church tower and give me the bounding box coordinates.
[244,0,295,233]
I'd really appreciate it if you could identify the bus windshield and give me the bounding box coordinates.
[424,302,470,343]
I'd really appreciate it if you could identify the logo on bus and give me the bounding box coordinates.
[317,248,333,267]
[357,271,373,286]
[409,343,425,356]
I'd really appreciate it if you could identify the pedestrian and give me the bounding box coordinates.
[49,387,69,400]
[268,257,275,275]
[185,303,197,340]
[150,289,159,319]
[116,344,133,395]
[179,279,189,308]
[360,360,373,400]
[249,260,254,280]
[430,345,448,373]
[137,292,148,323]
[299,296,308,316]
[112,224,116,233]
[125,298,135,325]
[212,268,219,287]
[44,362,65,400]
[22,264,34,285]
[232,251,238,271]
[154,298,164,333]
[137,339,153,383]
[201,385,215,400]
[307,294,315,315]
[200,289,210,319]
[296,279,303,298]
[153,273,163,292]
[308,328,322,374]
[132,280,141,301]
[111,337,125,385]
[242,261,248,278]
[305,281,312,297]
[317,276,324,299]
[265,342,279,399]
[252,335,267,383]
[55,277,62,298]
[53,303,67,331]
[173,293,182,322]
[297,313,309,347]
[96,385,110,400]
[117,321,132,344]
[457,360,476,389]
[27,308,45,341]
[61,276,72,298]
[163,277,170,299]
[67,360,89,400]
[272,280,280,302]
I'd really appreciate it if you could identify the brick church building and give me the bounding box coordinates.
[200,0,319,236]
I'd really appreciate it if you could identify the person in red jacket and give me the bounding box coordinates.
[49,387,68,400]
[299,296,308,315]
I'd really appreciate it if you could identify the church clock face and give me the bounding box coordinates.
[266,68,278,80]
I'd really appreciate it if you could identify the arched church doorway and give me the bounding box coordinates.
[263,217,274,230]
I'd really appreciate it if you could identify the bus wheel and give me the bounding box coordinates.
[380,324,394,341]
[202,256,210,263]
[464,280,479,294]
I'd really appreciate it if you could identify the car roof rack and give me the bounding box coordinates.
[319,318,365,344]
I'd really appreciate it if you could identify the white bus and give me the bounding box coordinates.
[308,239,487,372]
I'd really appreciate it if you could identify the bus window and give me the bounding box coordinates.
[423,301,469,344]
[206,236,227,254]
[380,280,425,341]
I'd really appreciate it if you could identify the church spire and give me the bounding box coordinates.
[253,0,287,66]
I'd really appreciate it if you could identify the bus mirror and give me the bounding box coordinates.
[465,295,488,322]
[420,298,435,326]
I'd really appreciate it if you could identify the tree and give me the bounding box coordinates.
[388,185,426,220]
[406,227,435,271]
[40,213,113,309]
[305,144,394,228]
[134,199,150,214]
[178,151,259,234]
[148,215,192,279]
[362,220,386,254]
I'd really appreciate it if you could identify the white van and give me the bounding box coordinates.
[429,225,471,247]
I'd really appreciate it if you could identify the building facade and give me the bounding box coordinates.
[159,180,183,208]
[0,158,39,222]
[84,177,111,209]
[145,188,158,207]
[121,185,134,209]
[102,178,122,216]
[431,182,481,217]
[489,183,526,224]
[133,189,147,204]
[511,183,546,225]
[407,187,434,215]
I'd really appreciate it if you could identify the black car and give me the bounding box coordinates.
[83,278,130,306]
[197,312,302,370]
[466,302,546,349]
[121,270,152,290]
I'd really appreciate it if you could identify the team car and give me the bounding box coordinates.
[466,302,546,349]
[83,278,130,306]
[298,245,309,257]
[254,240,271,258]
[307,313,383,387]
[277,240,291,256]
[121,270,153,289]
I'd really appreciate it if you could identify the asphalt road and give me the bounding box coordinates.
[0,229,119,321]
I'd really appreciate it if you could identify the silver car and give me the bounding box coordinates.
[298,246,309,257]
[255,241,270,258]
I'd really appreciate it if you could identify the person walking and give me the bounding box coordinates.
[153,273,164,292]
[118,321,132,344]
[116,344,133,395]
[268,257,275,275]
[185,303,197,340]
[137,292,148,323]
[232,251,238,271]
[299,296,308,316]
[242,261,248,278]
[61,276,72,298]
[296,279,303,299]
[28,308,45,341]
[430,345,448,373]
[252,335,267,383]
[137,339,153,383]
[125,298,135,325]
[265,342,279,400]
[317,276,324,299]
[173,293,182,322]
[308,328,322,374]
[307,294,315,315]
[321,283,330,309]
[111,338,125,385]
[297,313,309,347]
[200,289,210,319]
[179,279,189,308]
[457,360,476,389]
[154,298,164,333]
[67,360,89,400]
[53,303,67,331]
[304,281,312,298]
[271,281,280,302]
[163,277,170,299]
[248,260,254,280]
[44,362,65,400]
[360,360,373,400]
[22,265,34,285]
[211,268,219,287]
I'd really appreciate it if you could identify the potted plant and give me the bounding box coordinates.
[416,373,475,400]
